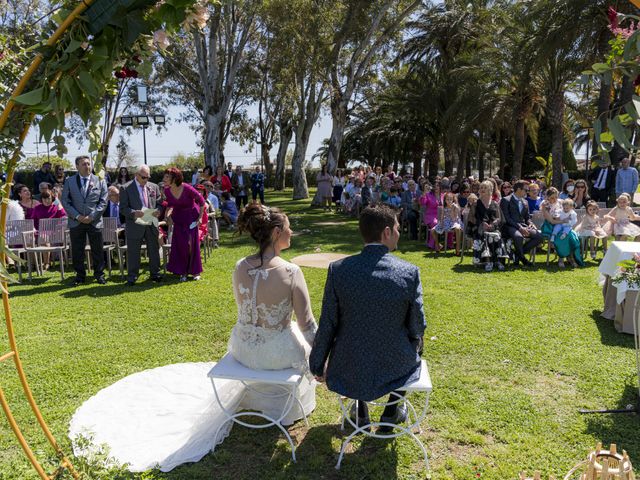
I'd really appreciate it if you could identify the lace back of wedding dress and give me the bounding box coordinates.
[229,258,317,371]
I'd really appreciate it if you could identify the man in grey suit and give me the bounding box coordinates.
[62,155,109,285]
[119,165,163,286]
[310,204,426,432]
[499,180,543,267]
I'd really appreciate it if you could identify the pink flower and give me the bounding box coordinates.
[153,30,170,50]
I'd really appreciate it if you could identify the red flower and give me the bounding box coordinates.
[634,75,640,87]
[132,55,142,64]
[114,69,126,79]
[129,69,139,78]
[608,7,619,30]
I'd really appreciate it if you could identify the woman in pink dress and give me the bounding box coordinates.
[15,183,40,219]
[419,181,441,249]
[163,168,206,281]
[31,191,66,230]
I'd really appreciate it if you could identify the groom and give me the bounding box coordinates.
[309,204,426,431]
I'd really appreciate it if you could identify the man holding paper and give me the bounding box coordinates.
[120,165,163,286]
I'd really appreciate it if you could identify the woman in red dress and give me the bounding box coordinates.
[163,168,206,281]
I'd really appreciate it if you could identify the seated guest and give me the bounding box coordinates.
[53,165,66,185]
[103,185,124,228]
[469,180,507,271]
[525,182,542,213]
[401,180,421,240]
[34,182,52,201]
[14,183,40,219]
[500,181,512,199]
[500,180,543,267]
[387,187,402,209]
[309,205,425,431]
[432,192,462,255]
[31,191,66,230]
[540,187,584,268]
[560,179,575,200]
[571,178,590,209]
[457,183,471,208]
[220,192,238,229]
[31,191,66,271]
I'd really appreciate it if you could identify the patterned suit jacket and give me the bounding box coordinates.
[309,244,426,401]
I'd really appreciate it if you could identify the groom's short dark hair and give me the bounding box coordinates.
[359,205,397,243]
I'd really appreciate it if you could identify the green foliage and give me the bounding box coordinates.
[167,152,205,171]
[17,155,73,172]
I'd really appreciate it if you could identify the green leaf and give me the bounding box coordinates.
[64,39,83,53]
[592,63,611,74]
[609,115,634,152]
[38,114,59,143]
[619,113,634,126]
[600,131,614,143]
[594,117,602,145]
[12,87,44,106]
[78,71,99,98]
[623,30,640,60]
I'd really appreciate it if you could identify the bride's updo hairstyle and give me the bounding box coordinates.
[238,203,287,266]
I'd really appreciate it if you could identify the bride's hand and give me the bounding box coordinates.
[314,375,325,383]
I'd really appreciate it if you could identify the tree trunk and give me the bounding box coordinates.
[292,121,312,200]
[548,91,565,188]
[513,114,526,180]
[465,149,471,178]
[411,136,424,178]
[456,141,467,181]
[498,130,507,179]
[274,119,292,191]
[326,95,348,174]
[477,130,485,181]
[204,112,225,170]
[260,144,273,187]
[425,145,439,180]
[443,143,453,177]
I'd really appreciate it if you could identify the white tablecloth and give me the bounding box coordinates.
[599,242,640,333]
[599,241,640,276]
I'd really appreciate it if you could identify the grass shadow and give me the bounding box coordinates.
[583,382,640,454]
[590,310,636,349]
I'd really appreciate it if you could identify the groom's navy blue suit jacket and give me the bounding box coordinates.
[309,244,426,401]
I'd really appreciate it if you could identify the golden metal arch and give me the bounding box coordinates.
[0,3,95,478]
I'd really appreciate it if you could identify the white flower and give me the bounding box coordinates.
[153,30,170,50]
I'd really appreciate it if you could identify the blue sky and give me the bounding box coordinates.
[23,105,332,169]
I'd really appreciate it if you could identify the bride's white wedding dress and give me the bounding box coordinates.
[69,257,317,473]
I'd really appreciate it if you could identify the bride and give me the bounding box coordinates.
[69,204,317,472]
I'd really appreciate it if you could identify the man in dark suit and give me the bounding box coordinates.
[401,180,421,240]
[62,155,109,285]
[310,205,426,431]
[500,180,543,266]
[360,176,375,208]
[119,165,163,286]
[103,185,124,228]
[231,165,251,209]
[589,162,616,205]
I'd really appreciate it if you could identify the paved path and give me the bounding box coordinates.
[290,253,349,269]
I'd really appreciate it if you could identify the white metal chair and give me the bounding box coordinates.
[22,218,67,280]
[98,217,119,277]
[207,353,309,463]
[161,225,173,274]
[335,359,432,470]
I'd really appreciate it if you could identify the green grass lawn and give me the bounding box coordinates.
[1,189,639,480]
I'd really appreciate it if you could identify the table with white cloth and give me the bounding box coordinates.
[599,241,640,334]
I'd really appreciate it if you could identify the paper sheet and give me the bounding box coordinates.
[135,208,159,227]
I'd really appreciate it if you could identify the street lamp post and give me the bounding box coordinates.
[119,83,165,166]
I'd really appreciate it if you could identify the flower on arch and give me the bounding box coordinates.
[153,30,170,50]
